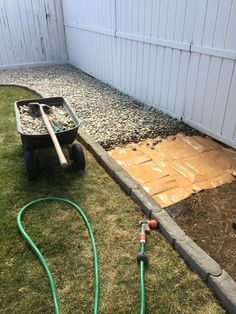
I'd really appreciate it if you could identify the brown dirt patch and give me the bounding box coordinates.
[166,181,236,282]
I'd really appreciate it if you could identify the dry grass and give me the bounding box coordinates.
[0,86,224,313]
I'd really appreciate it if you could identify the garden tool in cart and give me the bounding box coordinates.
[28,102,68,168]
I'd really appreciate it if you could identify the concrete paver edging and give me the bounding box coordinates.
[78,129,236,313]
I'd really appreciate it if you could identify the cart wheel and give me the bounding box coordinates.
[24,150,39,180]
[71,143,85,170]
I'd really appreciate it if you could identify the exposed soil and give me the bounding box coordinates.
[166,181,236,282]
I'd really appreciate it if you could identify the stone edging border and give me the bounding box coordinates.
[78,128,236,314]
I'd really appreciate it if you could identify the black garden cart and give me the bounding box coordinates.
[14,96,85,180]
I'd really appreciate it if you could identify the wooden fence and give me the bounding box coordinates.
[0,0,67,69]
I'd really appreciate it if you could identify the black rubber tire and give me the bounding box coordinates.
[71,143,86,170]
[24,150,39,180]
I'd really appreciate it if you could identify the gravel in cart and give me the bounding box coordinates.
[19,104,75,134]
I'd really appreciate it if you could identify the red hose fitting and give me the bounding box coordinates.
[148,219,158,230]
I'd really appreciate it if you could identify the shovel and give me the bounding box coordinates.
[28,102,68,168]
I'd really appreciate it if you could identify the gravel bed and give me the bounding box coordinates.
[0,64,200,150]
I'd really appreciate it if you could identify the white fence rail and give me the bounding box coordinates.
[63,0,236,148]
[0,0,67,69]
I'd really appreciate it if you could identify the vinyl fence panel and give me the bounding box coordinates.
[65,1,236,147]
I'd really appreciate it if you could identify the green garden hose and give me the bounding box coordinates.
[140,243,146,314]
[17,197,100,314]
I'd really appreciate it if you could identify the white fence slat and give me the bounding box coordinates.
[158,0,168,39]
[130,40,138,96]
[174,0,187,42]
[174,51,190,116]
[213,0,232,49]
[116,37,122,87]
[184,53,200,119]
[147,44,157,102]
[44,0,59,60]
[144,0,153,37]
[118,0,125,33]
[166,0,177,41]
[183,0,197,42]
[124,38,132,90]
[211,59,234,133]
[108,36,114,83]
[54,0,68,60]
[3,0,23,64]
[62,0,77,25]
[26,0,42,62]
[225,0,236,51]
[202,0,219,47]
[138,0,145,36]
[153,46,164,106]
[120,38,127,90]
[151,0,160,38]
[131,0,139,35]
[141,43,151,100]
[222,64,236,139]
[41,0,55,61]
[192,55,211,124]
[135,42,144,98]
[167,49,181,113]
[193,0,208,45]
[116,0,122,33]
[111,36,116,84]
[201,57,222,129]
[0,2,12,65]
[126,0,133,34]
[160,48,172,109]
[94,32,100,78]
[17,0,34,62]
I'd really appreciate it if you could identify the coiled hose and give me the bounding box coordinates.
[17,197,100,314]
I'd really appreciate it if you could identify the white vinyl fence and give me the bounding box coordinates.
[63,0,236,148]
[0,0,67,69]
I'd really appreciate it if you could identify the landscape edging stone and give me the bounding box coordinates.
[113,170,140,195]
[131,188,162,218]
[208,270,236,314]
[151,210,186,245]
[175,236,222,281]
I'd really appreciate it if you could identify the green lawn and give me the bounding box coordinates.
[0,86,224,313]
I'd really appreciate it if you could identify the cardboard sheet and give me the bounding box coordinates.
[109,134,236,208]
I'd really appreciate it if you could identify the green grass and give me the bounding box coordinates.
[0,86,224,313]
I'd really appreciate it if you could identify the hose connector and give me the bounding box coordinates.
[137,251,149,267]
[139,219,158,243]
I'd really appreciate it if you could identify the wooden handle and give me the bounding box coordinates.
[40,106,68,168]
